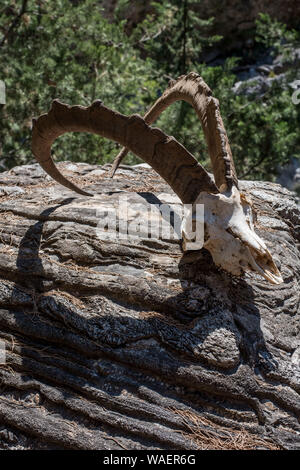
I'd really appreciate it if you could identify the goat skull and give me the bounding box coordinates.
[31,72,283,284]
[181,186,282,284]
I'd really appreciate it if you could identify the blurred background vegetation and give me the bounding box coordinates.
[0,0,299,183]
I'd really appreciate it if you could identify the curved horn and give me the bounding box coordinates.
[110,72,238,192]
[32,99,219,204]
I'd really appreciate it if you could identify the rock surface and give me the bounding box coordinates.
[277,157,300,196]
[0,162,299,450]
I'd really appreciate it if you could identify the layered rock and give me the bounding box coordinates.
[0,162,299,449]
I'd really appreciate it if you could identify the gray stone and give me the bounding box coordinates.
[0,162,299,450]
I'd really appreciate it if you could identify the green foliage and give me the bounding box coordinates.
[140,10,300,181]
[151,57,299,180]
[132,0,221,75]
[0,3,299,183]
[224,85,299,180]
[0,0,158,168]
[255,12,299,60]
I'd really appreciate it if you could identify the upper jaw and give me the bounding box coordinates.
[230,190,283,285]
[245,243,283,285]
[228,207,283,284]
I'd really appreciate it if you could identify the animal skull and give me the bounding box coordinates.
[31,72,283,285]
[181,186,282,284]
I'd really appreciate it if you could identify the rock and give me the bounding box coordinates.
[277,157,300,193]
[273,48,300,74]
[256,65,272,75]
[232,73,287,97]
[0,162,299,450]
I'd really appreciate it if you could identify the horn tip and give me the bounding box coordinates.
[80,188,94,197]
[91,99,103,108]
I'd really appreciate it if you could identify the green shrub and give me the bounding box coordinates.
[0,2,299,183]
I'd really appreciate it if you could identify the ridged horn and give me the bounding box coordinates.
[32,99,219,204]
[110,72,238,192]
